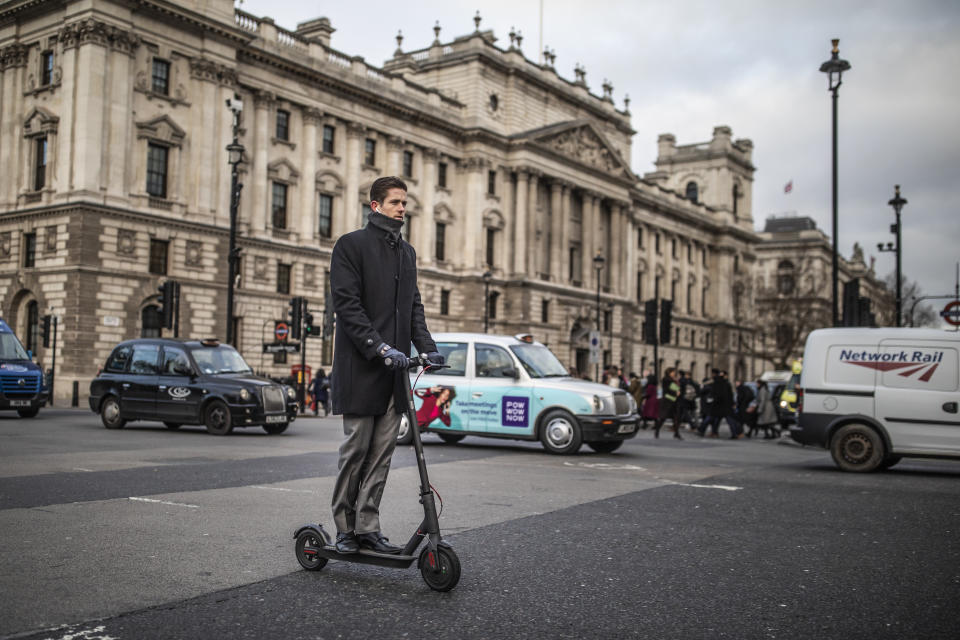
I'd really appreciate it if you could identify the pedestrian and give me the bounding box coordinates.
[697,375,715,436]
[309,368,330,416]
[719,370,743,439]
[677,370,699,431]
[641,373,658,429]
[750,380,779,439]
[628,371,643,410]
[654,367,683,440]
[328,176,445,555]
[735,379,756,435]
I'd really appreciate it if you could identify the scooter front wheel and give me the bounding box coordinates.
[295,529,328,571]
[418,546,461,592]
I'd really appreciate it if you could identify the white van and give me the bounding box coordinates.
[792,328,960,471]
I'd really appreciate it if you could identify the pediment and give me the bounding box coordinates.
[520,120,634,179]
[135,115,185,147]
[268,158,301,183]
[24,107,59,134]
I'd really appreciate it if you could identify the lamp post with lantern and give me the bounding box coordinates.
[820,39,851,327]
[878,185,907,327]
[225,95,245,346]
[593,252,605,382]
[482,270,492,333]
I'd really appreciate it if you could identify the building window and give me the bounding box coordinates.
[151,58,170,95]
[435,222,446,261]
[685,181,698,203]
[402,150,414,177]
[141,305,162,338]
[541,299,550,323]
[569,246,580,283]
[487,291,499,320]
[440,289,450,315]
[146,143,168,198]
[702,287,708,316]
[277,262,291,294]
[33,137,47,191]
[636,272,643,301]
[687,283,694,313]
[485,228,495,267]
[671,238,678,259]
[688,243,694,264]
[637,227,643,248]
[776,324,792,351]
[732,183,740,215]
[671,279,678,301]
[40,51,54,86]
[655,232,661,255]
[25,300,39,353]
[322,124,335,154]
[149,239,168,275]
[702,247,708,267]
[274,350,288,365]
[318,194,333,238]
[438,162,448,188]
[364,138,376,166]
[275,109,290,141]
[271,182,288,229]
[487,170,496,195]
[23,232,36,268]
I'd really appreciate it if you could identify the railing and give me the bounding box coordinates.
[234,9,259,33]
[276,26,308,53]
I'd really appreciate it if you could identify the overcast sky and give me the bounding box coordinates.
[240,0,960,322]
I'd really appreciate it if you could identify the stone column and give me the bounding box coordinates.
[512,169,529,277]
[251,90,274,236]
[419,149,438,265]
[581,193,598,282]
[549,180,563,281]
[188,57,217,215]
[386,136,403,175]
[526,171,541,277]
[300,108,321,243]
[0,44,27,202]
[462,157,486,270]
[560,182,572,284]
[624,210,636,302]
[344,121,365,235]
[73,34,108,197]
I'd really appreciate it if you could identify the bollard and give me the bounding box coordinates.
[72,380,79,407]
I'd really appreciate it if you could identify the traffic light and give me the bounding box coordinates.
[304,311,319,337]
[643,299,658,344]
[41,315,52,348]
[157,281,175,329]
[288,296,303,340]
[659,299,673,345]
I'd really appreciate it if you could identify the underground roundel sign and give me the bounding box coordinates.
[942,301,960,327]
[275,322,290,342]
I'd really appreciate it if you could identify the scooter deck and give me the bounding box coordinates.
[315,544,418,569]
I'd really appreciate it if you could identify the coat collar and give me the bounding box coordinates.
[367,211,404,243]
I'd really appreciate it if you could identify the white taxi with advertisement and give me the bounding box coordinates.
[792,328,960,471]
[398,333,639,454]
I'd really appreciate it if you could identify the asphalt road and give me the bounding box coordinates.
[1,409,958,639]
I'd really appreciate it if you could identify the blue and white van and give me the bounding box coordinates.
[400,333,639,454]
[0,318,47,417]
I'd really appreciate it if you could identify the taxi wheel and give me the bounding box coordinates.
[880,455,902,469]
[830,423,884,472]
[263,422,289,434]
[396,414,413,445]
[587,441,623,454]
[164,422,182,430]
[100,396,126,429]
[438,433,465,445]
[539,409,582,455]
[204,400,234,436]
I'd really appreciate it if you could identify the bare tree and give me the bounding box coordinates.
[884,272,938,327]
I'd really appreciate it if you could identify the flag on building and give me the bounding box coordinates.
[784,180,793,194]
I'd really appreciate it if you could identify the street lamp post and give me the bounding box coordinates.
[225,96,245,346]
[878,185,907,327]
[482,271,492,333]
[820,39,851,327]
[593,252,605,382]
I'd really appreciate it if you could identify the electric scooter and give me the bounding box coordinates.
[293,354,461,592]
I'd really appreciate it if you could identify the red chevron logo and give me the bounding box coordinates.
[843,360,939,382]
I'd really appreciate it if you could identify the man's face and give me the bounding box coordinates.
[373,188,407,221]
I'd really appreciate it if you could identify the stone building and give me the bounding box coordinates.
[0,0,763,404]
[752,216,893,369]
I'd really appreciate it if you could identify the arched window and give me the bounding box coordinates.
[142,304,162,338]
[732,182,740,215]
[25,300,39,353]
[487,291,500,321]
[777,260,796,295]
[685,181,698,203]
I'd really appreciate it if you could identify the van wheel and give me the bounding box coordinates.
[396,414,413,445]
[101,396,126,429]
[17,407,39,418]
[830,423,884,472]
[539,409,582,454]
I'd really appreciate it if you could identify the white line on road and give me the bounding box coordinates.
[46,624,117,640]
[128,496,200,508]
[679,483,743,491]
[250,485,316,494]
[562,461,647,471]
[72,467,94,472]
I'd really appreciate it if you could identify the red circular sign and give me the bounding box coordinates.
[942,301,960,327]
[275,322,290,341]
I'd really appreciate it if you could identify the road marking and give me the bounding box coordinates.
[46,624,117,640]
[563,461,647,471]
[72,467,94,472]
[680,483,742,491]
[250,485,315,494]
[129,496,200,508]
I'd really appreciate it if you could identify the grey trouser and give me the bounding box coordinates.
[331,396,401,534]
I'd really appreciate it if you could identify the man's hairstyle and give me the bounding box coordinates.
[370,176,408,205]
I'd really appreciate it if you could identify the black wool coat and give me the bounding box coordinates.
[329,213,437,416]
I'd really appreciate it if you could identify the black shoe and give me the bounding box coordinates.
[335,531,359,554]
[357,532,402,554]
[674,433,683,440]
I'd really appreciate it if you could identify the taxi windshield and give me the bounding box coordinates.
[509,343,568,379]
[0,333,30,360]
[189,344,252,375]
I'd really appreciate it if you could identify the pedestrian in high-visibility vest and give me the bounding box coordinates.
[654,367,683,440]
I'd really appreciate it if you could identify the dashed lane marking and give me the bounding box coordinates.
[250,485,316,494]
[128,496,200,508]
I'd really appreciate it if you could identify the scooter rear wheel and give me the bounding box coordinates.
[418,546,461,591]
[295,529,328,571]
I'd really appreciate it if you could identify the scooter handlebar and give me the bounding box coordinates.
[383,353,449,371]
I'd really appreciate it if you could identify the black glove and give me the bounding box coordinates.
[377,343,409,370]
[423,351,445,366]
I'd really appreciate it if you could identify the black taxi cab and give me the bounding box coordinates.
[89,338,298,435]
